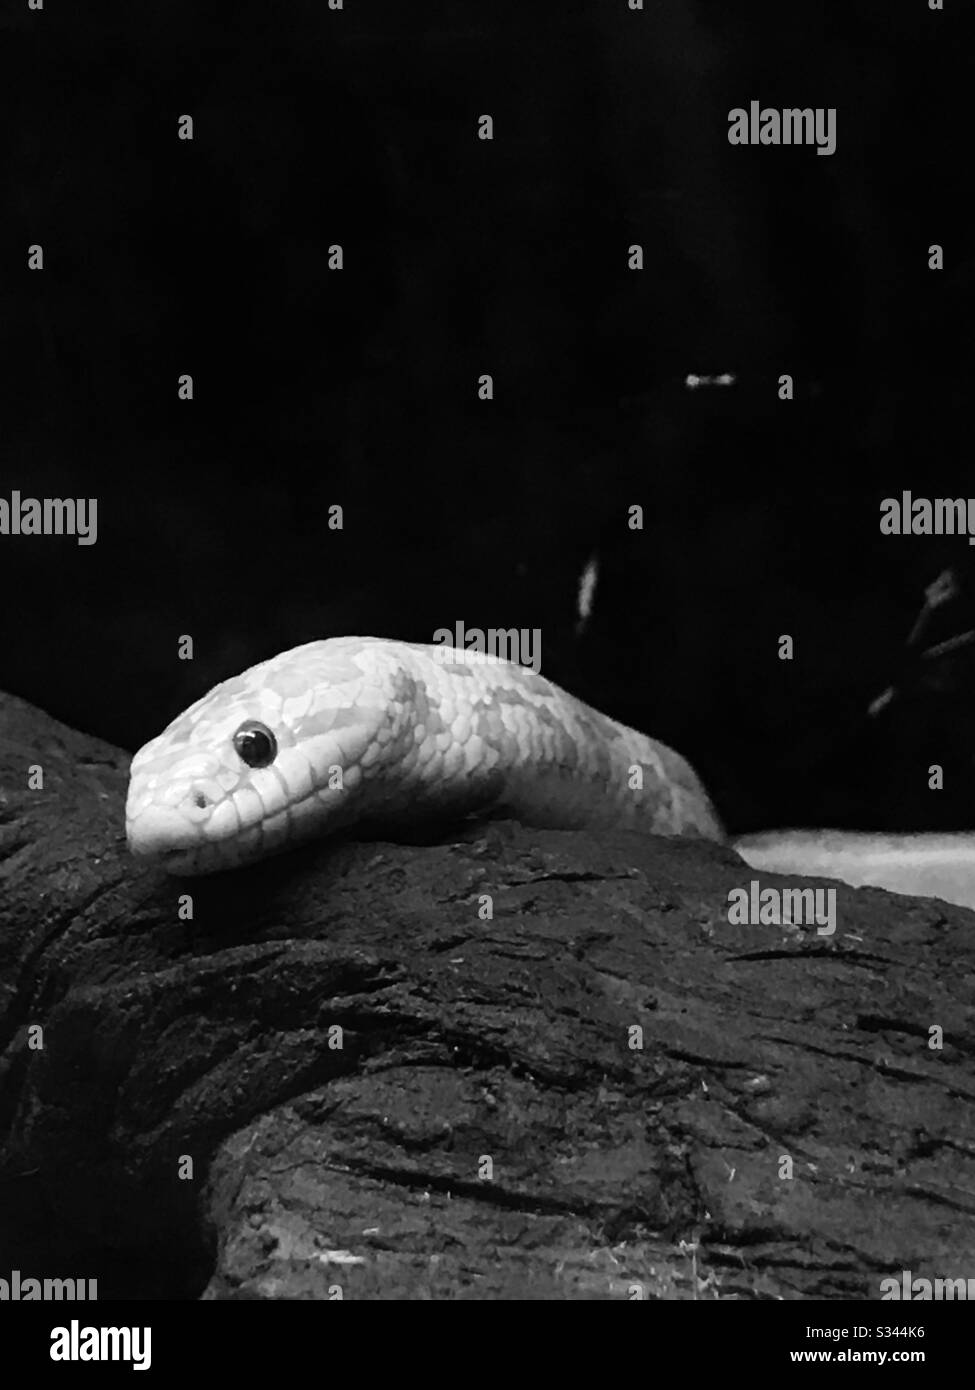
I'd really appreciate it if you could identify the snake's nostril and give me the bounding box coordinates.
[184,779,223,823]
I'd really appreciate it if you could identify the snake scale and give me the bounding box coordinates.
[125,635,975,909]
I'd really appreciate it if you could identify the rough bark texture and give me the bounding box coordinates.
[1,690,974,1300]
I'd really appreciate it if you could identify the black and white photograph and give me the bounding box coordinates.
[0,0,971,1359]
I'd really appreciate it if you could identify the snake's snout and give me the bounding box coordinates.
[125,760,234,867]
[126,800,204,859]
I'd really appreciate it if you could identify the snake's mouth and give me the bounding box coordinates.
[125,800,274,876]
[158,845,201,870]
[155,845,226,876]
[128,833,234,877]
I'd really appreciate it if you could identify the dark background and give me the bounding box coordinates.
[1,0,972,834]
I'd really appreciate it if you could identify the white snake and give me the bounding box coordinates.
[125,636,975,909]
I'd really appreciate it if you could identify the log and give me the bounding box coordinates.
[1,690,973,1300]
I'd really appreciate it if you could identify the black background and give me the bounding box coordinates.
[2,0,972,835]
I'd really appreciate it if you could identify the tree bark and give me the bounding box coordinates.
[1,691,973,1300]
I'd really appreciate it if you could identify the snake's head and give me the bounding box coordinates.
[124,642,382,874]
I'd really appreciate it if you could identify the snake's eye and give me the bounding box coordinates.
[233,720,277,768]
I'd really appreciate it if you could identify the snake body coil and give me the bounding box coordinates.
[126,635,975,910]
[125,636,725,875]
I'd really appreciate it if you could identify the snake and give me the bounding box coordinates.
[124,635,975,909]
